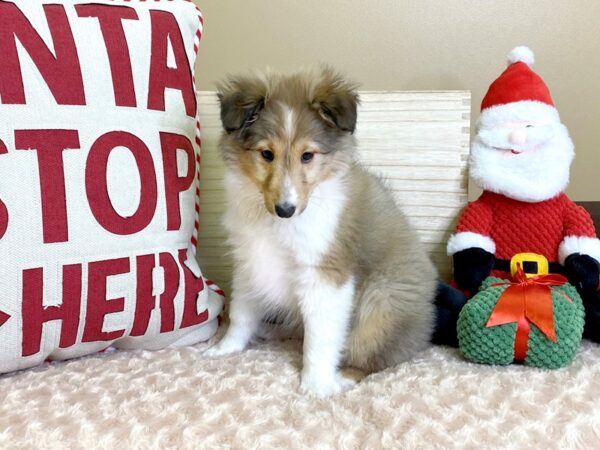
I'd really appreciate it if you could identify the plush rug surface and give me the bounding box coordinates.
[1,336,600,449]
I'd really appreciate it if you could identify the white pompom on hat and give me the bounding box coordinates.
[506,46,535,66]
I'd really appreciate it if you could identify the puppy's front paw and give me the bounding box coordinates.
[300,371,356,397]
[203,338,246,358]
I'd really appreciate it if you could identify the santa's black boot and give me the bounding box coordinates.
[432,282,468,347]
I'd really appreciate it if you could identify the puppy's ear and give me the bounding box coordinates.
[311,67,359,134]
[217,75,268,134]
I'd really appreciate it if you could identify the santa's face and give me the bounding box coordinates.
[470,106,574,203]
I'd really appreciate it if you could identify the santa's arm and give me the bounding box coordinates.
[447,198,495,295]
[560,200,599,298]
[559,201,600,264]
[447,198,495,255]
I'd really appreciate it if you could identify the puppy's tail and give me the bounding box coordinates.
[431,281,468,347]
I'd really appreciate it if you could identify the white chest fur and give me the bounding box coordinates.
[222,172,347,306]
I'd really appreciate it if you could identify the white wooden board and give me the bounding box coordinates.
[196,91,470,294]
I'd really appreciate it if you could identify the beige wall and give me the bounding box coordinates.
[193,0,600,201]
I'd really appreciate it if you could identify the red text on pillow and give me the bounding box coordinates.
[0,2,196,117]
[0,2,85,105]
[20,249,207,357]
[75,4,139,107]
[11,129,194,242]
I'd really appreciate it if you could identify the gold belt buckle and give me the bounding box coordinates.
[510,252,549,278]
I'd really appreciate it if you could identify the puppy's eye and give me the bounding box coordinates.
[261,150,274,162]
[301,152,314,163]
[526,125,533,128]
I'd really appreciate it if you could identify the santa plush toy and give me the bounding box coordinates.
[442,46,600,344]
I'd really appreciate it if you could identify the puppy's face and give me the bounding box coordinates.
[218,68,358,218]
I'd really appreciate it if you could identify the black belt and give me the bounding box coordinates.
[494,258,564,275]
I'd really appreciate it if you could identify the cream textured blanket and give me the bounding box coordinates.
[1,336,600,449]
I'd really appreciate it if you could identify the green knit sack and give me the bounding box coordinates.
[457,276,584,369]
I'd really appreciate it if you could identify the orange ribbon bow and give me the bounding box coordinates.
[486,264,570,361]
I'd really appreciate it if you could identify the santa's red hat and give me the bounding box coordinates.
[478,46,561,128]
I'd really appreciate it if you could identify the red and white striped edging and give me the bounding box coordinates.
[206,280,225,298]
[185,2,225,298]
[189,0,203,255]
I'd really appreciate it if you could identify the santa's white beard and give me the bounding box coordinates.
[469,123,574,202]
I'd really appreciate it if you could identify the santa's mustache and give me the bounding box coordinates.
[477,124,555,152]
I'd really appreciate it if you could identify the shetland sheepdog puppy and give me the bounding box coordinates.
[205,67,439,397]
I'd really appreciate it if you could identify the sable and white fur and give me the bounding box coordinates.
[206,67,438,397]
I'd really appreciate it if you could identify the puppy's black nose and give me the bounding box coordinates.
[275,203,296,218]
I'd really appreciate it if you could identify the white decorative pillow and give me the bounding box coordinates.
[0,0,222,373]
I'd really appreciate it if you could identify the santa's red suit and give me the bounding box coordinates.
[451,191,598,278]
